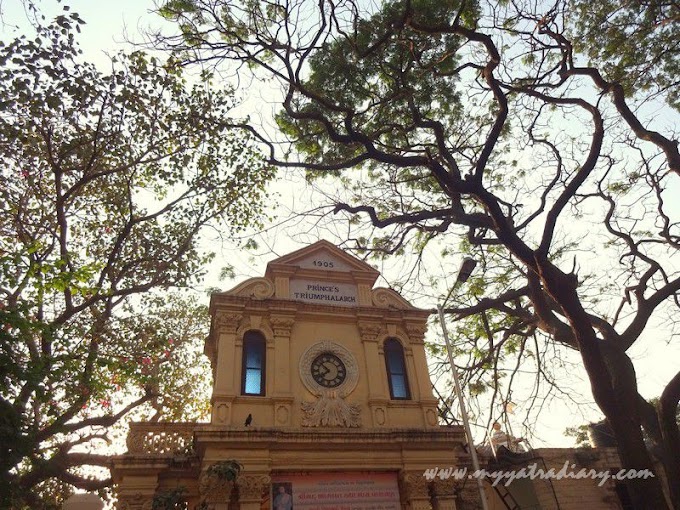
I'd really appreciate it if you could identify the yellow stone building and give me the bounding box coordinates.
[113,241,641,510]
[113,241,478,509]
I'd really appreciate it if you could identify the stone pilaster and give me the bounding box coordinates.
[270,315,295,396]
[406,321,441,426]
[212,311,242,425]
[405,323,428,399]
[214,311,242,391]
[358,320,389,405]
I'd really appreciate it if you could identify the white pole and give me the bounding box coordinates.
[438,304,489,510]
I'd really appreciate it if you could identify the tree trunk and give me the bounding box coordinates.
[659,372,680,509]
[606,407,669,510]
[540,266,669,509]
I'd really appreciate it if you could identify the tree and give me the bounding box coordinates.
[0,12,273,508]
[569,0,680,112]
[157,1,680,508]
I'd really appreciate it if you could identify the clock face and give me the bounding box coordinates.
[311,352,347,388]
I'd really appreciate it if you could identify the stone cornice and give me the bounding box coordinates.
[210,295,430,320]
[193,427,465,446]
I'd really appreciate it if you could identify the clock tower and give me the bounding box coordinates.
[114,241,479,510]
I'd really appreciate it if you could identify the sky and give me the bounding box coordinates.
[2,0,679,452]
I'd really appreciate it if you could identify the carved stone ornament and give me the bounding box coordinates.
[457,484,484,509]
[372,288,416,309]
[269,316,295,337]
[431,477,457,499]
[199,471,234,503]
[400,471,431,500]
[301,391,362,428]
[126,426,194,455]
[118,493,153,510]
[226,277,275,299]
[299,341,359,397]
[237,474,272,501]
[214,312,243,334]
[357,321,383,342]
[299,341,361,428]
[405,322,428,341]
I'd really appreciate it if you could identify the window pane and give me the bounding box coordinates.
[386,348,405,375]
[242,331,266,395]
[384,339,410,400]
[246,347,262,369]
[391,375,408,399]
[244,368,262,394]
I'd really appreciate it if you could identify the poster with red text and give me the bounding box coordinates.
[271,472,400,510]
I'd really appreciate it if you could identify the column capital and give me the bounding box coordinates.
[405,322,428,343]
[238,473,272,502]
[269,315,295,337]
[214,311,243,334]
[357,321,383,342]
[400,470,432,509]
[199,470,235,504]
[117,493,153,510]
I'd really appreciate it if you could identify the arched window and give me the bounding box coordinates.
[241,331,266,396]
[384,338,410,400]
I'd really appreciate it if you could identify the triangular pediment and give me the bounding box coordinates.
[265,240,380,284]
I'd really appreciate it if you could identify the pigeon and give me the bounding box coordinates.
[245,413,252,426]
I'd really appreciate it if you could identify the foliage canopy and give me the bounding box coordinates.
[0,12,273,507]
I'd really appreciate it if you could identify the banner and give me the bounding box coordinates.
[271,472,400,510]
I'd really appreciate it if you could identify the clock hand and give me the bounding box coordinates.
[323,362,338,379]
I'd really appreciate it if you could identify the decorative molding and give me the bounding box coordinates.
[237,474,272,501]
[225,277,275,299]
[372,288,416,309]
[214,311,243,335]
[275,404,290,425]
[405,322,428,342]
[372,406,386,426]
[431,477,457,498]
[457,484,484,509]
[126,424,194,455]
[214,402,230,424]
[301,392,362,428]
[357,321,383,342]
[425,408,438,427]
[299,341,359,397]
[199,471,234,503]
[269,316,296,337]
[399,471,431,501]
[236,317,274,342]
[117,494,153,510]
[265,240,380,278]
[191,426,465,445]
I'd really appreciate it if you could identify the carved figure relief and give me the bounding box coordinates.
[301,391,361,427]
[299,341,361,427]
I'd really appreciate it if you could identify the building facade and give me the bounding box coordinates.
[113,241,643,510]
[113,241,480,509]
